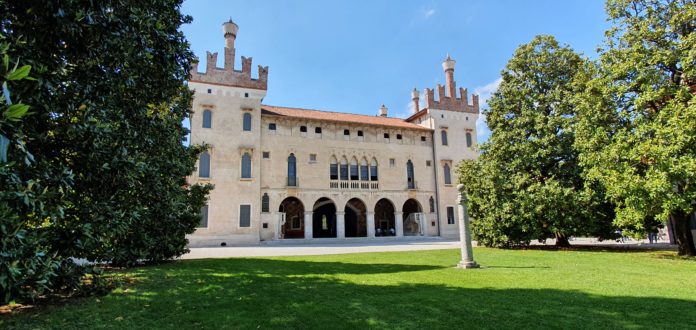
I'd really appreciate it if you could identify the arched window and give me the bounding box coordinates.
[340,157,349,181]
[241,152,252,178]
[429,196,435,213]
[330,156,338,180]
[406,160,415,189]
[444,163,452,185]
[199,205,208,228]
[243,113,252,131]
[441,130,448,146]
[261,193,270,213]
[370,158,378,181]
[360,158,369,181]
[287,153,297,186]
[202,109,212,128]
[199,151,210,178]
[466,132,473,147]
[350,157,359,181]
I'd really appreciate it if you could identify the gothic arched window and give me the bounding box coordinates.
[262,193,270,213]
[199,151,210,178]
[406,160,415,189]
[466,132,473,148]
[340,157,349,180]
[202,109,212,128]
[429,196,435,213]
[287,153,297,186]
[441,130,448,146]
[241,153,252,178]
[330,156,338,180]
[243,113,252,131]
[360,158,369,181]
[444,163,452,185]
[350,158,359,181]
[370,158,378,181]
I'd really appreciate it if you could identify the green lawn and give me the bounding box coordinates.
[3,248,696,329]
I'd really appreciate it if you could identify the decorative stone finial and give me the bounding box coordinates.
[223,19,239,38]
[442,54,456,71]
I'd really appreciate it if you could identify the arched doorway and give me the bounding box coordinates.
[403,199,423,236]
[374,198,395,236]
[313,197,336,238]
[279,197,304,239]
[345,198,367,237]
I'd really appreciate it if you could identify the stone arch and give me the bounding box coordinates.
[403,199,423,236]
[313,197,337,238]
[345,198,367,237]
[278,197,304,239]
[374,198,395,236]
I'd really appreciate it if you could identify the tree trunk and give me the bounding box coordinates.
[673,210,696,256]
[555,232,571,247]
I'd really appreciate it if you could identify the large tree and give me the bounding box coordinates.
[575,0,695,255]
[458,35,616,247]
[1,0,211,302]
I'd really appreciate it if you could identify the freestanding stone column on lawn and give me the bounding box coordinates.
[395,211,404,237]
[336,211,346,238]
[457,184,479,269]
[367,211,376,237]
[304,211,313,239]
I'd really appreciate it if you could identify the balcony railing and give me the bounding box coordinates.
[330,180,379,190]
[407,180,418,190]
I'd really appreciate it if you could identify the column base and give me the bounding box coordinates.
[457,261,480,269]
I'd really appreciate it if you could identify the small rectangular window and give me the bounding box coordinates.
[396,134,402,140]
[426,160,431,167]
[207,89,212,94]
[244,92,249,98]
[262,152,270,159]
[389,158,395,167]
[384,133,390,139]
[268,123,276,130]
[262,223,268,229]
[315,127,322,134]
[447,206,455,224]
[300,126,307,133]
[240,205,251,227]
[309,154,317,162]
[199,205,208,228]
[421,136,426,142]
[344,129,350,136]
[357,130,363,137]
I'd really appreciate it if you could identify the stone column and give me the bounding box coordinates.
[304,211,313,239]
[457,184,479,269]
[336,211,345,239]
[366,211,376,238]
[395,211,404,237]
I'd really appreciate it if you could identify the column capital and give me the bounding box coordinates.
[336,211,346,216]
[366,211,375,215]
[394,211,403,216]
[304,211,313,216]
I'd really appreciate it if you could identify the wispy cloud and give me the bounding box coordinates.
[424,8,436,18]
[473,77,502,142]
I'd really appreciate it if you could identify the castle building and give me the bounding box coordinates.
[187,19,479,246]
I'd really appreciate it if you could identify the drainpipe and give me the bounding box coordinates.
[431,124,442,237]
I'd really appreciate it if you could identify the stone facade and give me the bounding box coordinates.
[186,20,479,246]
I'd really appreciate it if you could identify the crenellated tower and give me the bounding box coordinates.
[189,19,269,90]
[416,55,479,114]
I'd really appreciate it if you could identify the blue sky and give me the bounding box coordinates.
[181,0,609,141]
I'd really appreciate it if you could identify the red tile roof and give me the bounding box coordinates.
[261,105,432,131]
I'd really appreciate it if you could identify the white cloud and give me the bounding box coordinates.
[473,77,502,142]
[424,8,436,18]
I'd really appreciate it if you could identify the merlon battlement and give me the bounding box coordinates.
[189,19,268,90]
[413,55,478,114]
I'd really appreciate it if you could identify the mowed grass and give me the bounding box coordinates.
[3,248,696,329]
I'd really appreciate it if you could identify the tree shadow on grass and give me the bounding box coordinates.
[4,257,695,329]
